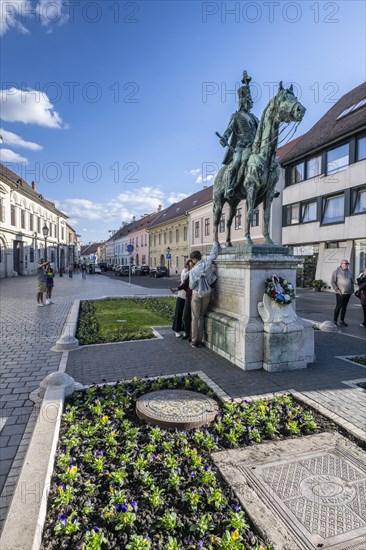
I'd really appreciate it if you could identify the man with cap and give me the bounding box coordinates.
[36,259,49,306]
[219,70,259,199]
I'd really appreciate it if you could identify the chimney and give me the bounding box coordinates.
[157,204,162,211]
[122,222,128,227]
[203,186,207,189]
[32,181,36,190]
[132,216,136,222]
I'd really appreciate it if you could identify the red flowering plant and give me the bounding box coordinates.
[264,274,296,305]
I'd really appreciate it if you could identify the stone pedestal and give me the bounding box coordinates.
[205,247,314,371]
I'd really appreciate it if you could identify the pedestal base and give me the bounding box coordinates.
[205,250,315,371]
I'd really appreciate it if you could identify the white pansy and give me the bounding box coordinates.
[284,294,291,301]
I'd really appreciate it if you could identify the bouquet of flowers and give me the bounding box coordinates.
[264,274,296,305]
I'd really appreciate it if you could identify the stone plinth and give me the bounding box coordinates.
[136,389,219,429]
[205,248,314,371]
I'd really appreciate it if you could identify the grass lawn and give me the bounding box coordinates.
[76,298,176,345]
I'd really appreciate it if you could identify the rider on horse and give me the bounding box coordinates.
[219,71,259,200]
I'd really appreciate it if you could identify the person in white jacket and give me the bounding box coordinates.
[189,241,220,347]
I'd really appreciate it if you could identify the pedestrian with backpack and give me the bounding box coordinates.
[189,241,220,348]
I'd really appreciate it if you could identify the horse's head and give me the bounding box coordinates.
[275,82,305,123]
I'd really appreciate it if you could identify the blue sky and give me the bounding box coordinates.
[1,0,365,242]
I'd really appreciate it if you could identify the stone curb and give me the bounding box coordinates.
[0,376,74,550]
[289,388,366,444]
[52,299,80,351]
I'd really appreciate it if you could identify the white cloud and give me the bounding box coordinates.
[0,0,31,36]
[54,187,177,228]
[36,0,69,30]
[0,148,28,163]
[187,168,200,176]
[0,0,69,36]
[0,88,65,128]
[0,128,42,150]
[196,173,216,184]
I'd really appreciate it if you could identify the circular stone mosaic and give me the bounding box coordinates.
[136,389,219,429]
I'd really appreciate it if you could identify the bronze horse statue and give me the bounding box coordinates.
[213,83,305,246]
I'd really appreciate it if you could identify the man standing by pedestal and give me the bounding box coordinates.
[331,259,354,327]
[36,259,48,307]
[189,241,220,347]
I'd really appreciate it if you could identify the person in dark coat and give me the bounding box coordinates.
[357,268,366,327]
[171,260,193,337]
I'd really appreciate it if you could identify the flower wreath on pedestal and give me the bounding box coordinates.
[264,274,296,305]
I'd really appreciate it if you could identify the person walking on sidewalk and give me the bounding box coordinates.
[45,266,55,304]
[331,259,354,327]
[357,268,366,327]
[36,259,48,307]
[189,241,220,347]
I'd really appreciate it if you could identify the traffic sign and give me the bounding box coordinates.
[166,253,171,259]
[127,244,134,253]
[93,255,96,260]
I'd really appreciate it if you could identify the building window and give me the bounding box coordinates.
[29,214,34,231]
[322,194,345,224]
[176,229,179,243]
[136,237,139,247]
[234,208,242,230]
[251,209,259,227]
[38,218,42,234]
[142,255,146,264]
[11,205,16,226]
[153,235,156,247]
[194,221,200,238]
[30,248,35,263]
[145,234,147,246]
[158,233,161,245]
[306,155,322,179]
[0,198,4,222]
[290,162,304,184]
[176,256,179,267]
[301,200,317,223]
[357,135,366,161]
[164,233,167,245]
[285,203,300,225]
[219,214,225,233]
[169,231,172,244]
[326,143,349,174]
[183,226,187,240]
[204,218,210,236]
[154,257,156,267]
[352,187,366,214]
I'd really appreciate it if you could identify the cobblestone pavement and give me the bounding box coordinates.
[0,273,169,527]
[1,275,365,530]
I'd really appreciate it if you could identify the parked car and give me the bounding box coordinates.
[149,266,168,278]
[116,265,130,277]
[134,265,150,276]
[131,265,140,275]
[98,263,108,272]
[94,266,102,274]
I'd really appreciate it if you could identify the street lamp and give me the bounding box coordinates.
[42,223,49,261]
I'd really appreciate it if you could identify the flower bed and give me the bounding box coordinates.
[41,375,319,550]
[76,298,176,345]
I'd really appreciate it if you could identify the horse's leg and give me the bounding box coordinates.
[213,167,227,242]
[226,200,237,247]
[263,197,274,244]
[245,184,257,246]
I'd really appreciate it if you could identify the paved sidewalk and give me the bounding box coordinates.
[1,276,365,531]
[0,273,169,527]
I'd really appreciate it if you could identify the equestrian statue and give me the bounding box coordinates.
[213,71,306,247]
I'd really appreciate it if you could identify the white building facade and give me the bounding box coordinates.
[0,163,75,278]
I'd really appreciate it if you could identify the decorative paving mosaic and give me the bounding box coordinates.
[213,434,366,549]
[136,389,219,429]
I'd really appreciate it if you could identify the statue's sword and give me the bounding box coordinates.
[215,131,236,153]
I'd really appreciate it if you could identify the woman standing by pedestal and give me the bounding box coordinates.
[171,260,193,337]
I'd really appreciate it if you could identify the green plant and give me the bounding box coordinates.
[160,510,179,531]
[81,527,108,550]
[310,279,325,291]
